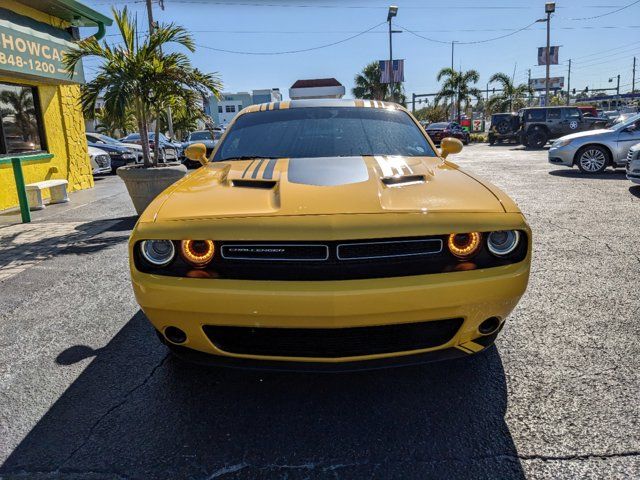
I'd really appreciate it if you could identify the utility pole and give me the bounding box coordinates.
[566,59,571,106]
[145,0,174,139]
[451,41,455,71]
[527,69,532,106]
[387,6,398,103]
[538,2,555,105]
[632,56,636,97]
[412,92,416,112]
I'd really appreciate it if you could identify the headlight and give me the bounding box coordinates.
[448,232,482,259]
[553,138,572,148]
[487,230,520,256]
[140,240,175,266]
[180,240,215,267]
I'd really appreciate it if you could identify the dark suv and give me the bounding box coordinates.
[518,106,607,149]
[488,113,520,145]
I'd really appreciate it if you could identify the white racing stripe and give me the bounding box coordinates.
[374,155,394,177]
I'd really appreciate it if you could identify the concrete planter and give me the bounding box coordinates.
[117,164,187,215]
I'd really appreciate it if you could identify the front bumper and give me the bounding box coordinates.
[548,144,578,167]
[132,259,530,365]
[627,157,640,184]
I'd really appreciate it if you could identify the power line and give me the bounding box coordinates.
[164,1,538,9]
[194,21,385,55]
[396,20,539,45]
[564,0,640,20]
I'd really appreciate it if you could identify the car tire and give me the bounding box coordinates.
[495,120,511,135]
[576,145,609,174]
[463,135,469,145]
[526,128,548,149]
[489,137,496,145]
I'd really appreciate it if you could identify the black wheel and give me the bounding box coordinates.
[576,145,609,173]
[463,135,469,145]
[489,138,495,145]
[526,128,548,149]
[495,120,511,135]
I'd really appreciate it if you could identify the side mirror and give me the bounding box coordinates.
[439,137,463,159]
[185,143,208,166]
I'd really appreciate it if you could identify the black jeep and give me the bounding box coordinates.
[488,113,520,145]
[518,106,607,149]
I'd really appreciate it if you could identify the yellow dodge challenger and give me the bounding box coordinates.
[129,99,531,370]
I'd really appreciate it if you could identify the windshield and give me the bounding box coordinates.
[92,134,121,145]
[427,123,448,129]
[213,107,435,161]
[189,131,213,141]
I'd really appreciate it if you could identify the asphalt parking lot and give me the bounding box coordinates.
[1,144,639,479]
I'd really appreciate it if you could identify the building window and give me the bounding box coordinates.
[0,82,45,155]
[226,105,236,113]
[218,106,223,113]
[238,105,243,112]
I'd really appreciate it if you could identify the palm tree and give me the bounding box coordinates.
[352,62,406,104]
[0,88,36,140]
[486,72,532,113]
[95,107,136,137]
[435,67,482,123]
[64,7,222,167]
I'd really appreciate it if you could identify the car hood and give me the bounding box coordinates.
[87,145,108,156]
[121,142,142,151]
[151,156,505,221]
[560,129,612,141]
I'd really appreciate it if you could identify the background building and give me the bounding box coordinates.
[0,0,111,212]
[204,88,282,126]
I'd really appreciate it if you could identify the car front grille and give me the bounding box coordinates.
[203,318,464,358]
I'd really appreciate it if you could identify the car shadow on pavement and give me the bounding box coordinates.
[1,311,525,480]
[629,185,640,198]
[548,169,628,180]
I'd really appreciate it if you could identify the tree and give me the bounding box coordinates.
[435,67,482,123]
[0,88,36,140]
[352,62,406,104]
[485,72,532,113]
[413,105,448,123]
[94,107,136,137]
[64,7,222,167]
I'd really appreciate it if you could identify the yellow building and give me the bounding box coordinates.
[0,0,111,211]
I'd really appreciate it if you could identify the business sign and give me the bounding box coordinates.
[538,46,559,65]
[0,7,84,84]
[529,77,565,91]
[379,59,405,84]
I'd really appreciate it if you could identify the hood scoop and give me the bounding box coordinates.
[381,175,426,187]
[231,179,277,189]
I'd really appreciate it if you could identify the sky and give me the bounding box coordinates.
[81,0,640,102]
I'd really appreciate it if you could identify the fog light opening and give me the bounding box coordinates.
[479,317,501,335]
[164,326,187,344]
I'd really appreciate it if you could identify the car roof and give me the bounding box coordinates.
[240,98,405,114]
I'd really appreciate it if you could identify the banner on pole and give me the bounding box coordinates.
[379,59,405,84]
[537,46,559,65]
[529,77,564,91]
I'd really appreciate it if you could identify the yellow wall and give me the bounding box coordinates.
[0,0,93,211]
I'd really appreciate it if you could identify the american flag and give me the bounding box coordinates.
[537,46,559,65]
[379,59,405,84]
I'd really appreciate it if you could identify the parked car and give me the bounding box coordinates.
[548,112,640,173]
[87,140,137,174]
[626,142,640,185]
[425,122,470,145]
[130,98,531,368]
[488,113,520,145]
[88,145,111,175]
[182,129,222,168]
[519,106,607,149]
[119,132,179,162]
[86,132,144,163]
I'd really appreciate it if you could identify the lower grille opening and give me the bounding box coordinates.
[203,318,463,358]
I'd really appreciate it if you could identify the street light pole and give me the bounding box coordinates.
[544,2,555,104]
[387,6,398,102]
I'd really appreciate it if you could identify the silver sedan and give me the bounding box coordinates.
[627,142,640,185]
[548,113,640,173]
